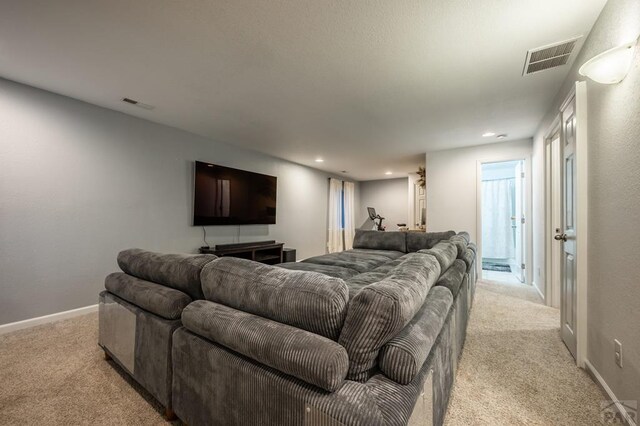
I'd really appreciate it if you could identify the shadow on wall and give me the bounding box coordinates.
[359,218,375,230]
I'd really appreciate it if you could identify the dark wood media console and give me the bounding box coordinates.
[199,240,284,265]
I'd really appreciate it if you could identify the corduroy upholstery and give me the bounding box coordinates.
[448,236,468,258]
[435,259,467,297]
[172,328,387,426]
[301,250,400,274]
[352,229,407,252]
[417,241,458,272]
[338,253,441,382]
[182,300,349,391]
[105,272,192,320]
[117,248,216,300]
[101,231,477,425]
[378,286,453,385]
[277,261,359,279]
[99,291,181,408]
[405,231,456,253]
[201,257,349,340]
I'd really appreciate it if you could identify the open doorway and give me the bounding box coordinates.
[480,160,526,284]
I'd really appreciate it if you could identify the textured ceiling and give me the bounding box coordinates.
[0,0,607,180]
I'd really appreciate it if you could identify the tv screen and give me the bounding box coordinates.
[193,161,277,226]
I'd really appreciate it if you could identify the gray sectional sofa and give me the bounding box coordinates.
[98,230,477,425]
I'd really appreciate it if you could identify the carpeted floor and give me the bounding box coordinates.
[445,281,604,425]
[0,281,604,425]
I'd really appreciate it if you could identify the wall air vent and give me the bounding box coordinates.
[121,97,155,110]
[523,37,582,76]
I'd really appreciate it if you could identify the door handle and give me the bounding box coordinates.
[554,233,567,242]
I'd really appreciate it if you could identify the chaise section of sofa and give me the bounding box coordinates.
[98,248,217,418]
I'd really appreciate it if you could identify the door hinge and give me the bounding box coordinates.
[521,263,526,270]
[521,217,525,224]
[521,172,525,178]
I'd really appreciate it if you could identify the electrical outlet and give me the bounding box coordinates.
[614,339,623,368]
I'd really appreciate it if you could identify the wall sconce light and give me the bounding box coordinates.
[579,38,638,84]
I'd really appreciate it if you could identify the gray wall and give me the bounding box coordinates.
[0,78,356,325]
[531,0,640,405]
[358,178,408,230]
[426,139,532,244]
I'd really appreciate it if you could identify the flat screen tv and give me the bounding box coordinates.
[193,161,277,226]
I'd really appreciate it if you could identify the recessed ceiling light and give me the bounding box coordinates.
[482,132,496,137]
[385,171,393,175]
[497,134,508,139]
[315,158,324,163]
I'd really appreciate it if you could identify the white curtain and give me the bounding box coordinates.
[327,178,344,253]
[343,181,355,250]
[481,179,515,259]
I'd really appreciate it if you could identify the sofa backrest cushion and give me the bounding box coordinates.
[417,241,457,272]
[456,231,471,243]
[117,249,217,300]
[435,259,466,297]
[352,230,407,253]
[460,248,475,273]
[448,235,468,257]
[182,300,349,392]
[378,286,453,384]
[200,257,349,340]
[105,272,192,320]
[405,231,456,253]
[338,252,441,382]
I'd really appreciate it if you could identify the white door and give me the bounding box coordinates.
[414,184,425,229]
[559,96,578,360]
[510,161,525,282]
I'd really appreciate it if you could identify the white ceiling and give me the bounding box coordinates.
[0,0,607,180]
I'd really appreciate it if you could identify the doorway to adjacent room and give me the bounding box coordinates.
[480,160,526,284]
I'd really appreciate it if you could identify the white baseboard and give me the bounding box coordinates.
[585,359,637,426]
[532,281,545,303]
[0,304,98,335]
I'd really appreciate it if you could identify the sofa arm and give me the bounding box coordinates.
[182,300,349,392]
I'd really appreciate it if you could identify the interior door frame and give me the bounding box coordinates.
[543,117,562,309]
[544,82,589,367]
[475,155,533,286]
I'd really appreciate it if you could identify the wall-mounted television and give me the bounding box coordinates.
[193,161,277,226]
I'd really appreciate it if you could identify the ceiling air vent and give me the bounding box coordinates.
[121,97,155,110]
[523,37,582,76]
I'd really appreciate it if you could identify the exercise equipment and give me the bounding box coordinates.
[367,207,385,231]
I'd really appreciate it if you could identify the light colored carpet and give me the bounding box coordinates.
[445,280,604,425]
[0,281,604,425]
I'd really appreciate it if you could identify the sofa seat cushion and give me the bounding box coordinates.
[344,271,388,299]
[435,259,466,297]
[104,272,192,320]
[348,249,406,260]
[379,286,453,384]
[352,230,407,253]
[277,262,359,280]
[117,249,217,300]
[405,231,456,253]
[338,253,441,382]
[417,241,458,272]
[182,300,349,392]
[344,257,407,297]
[301,251,398,274]
[201,257,349,340]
